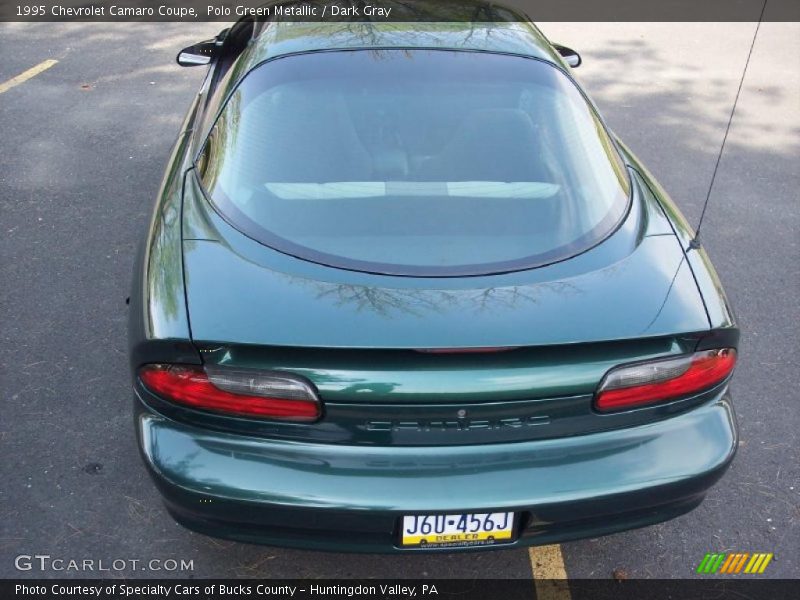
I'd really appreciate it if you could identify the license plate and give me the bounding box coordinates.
[400,512,515,548]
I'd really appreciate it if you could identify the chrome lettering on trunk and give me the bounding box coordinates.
[366,416,549,432]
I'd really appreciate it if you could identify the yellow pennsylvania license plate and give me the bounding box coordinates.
[400,512,515,548]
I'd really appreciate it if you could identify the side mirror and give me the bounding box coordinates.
[176,29,230,67]
[554,44,582,68]
[176,39,217,66]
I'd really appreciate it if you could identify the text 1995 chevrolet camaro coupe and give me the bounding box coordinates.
[129,4,739,552]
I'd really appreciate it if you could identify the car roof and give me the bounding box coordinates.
[240,1,561,67]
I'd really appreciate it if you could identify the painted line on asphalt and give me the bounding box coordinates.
[0,59,58,95]
[529,545,571,600]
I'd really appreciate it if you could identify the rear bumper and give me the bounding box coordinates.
[136,390,737,553]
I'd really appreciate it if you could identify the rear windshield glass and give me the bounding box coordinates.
[197,50,630,276]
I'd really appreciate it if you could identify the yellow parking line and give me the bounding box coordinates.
[529,544,571,600]
[0,59,58,95]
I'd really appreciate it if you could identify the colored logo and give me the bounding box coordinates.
[696,553,773,574]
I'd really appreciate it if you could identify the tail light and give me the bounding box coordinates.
[139,364,321,421]
[595,348,736,412]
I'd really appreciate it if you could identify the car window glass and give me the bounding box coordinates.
[197,50,630,276]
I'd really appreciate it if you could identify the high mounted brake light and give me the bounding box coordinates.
[595,349,736,412]
[139,364,321,421]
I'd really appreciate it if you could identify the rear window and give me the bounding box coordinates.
[196,49,630,276]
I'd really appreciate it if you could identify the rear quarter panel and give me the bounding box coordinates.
[616,140,738,335]
[128,99,202,371]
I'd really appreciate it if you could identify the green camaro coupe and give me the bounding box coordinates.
[129,3,739,552]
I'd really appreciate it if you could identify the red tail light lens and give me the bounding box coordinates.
[595,348,737,412]
[139,364,321,421]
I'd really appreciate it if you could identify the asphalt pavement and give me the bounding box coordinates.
[0,20,797,582]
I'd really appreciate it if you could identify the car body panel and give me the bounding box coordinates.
[181,168,708,350]
[128,104,201,371]
[617,141,738,332]
[202,338,685,404]
[128,4,740,551]
[181,236,706,349]
[686,248,737,331]
[136,387,737,552]
[140,393,735,511]
[137,369,726,446]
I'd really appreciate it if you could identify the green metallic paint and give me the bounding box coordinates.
[207,338,686,403]
[180,167,709,350]
[128,99,201,371]
[141,394,735,510]
[616,140,737,332]
[137,375,730,447]
[136,388,737,552]
[128,9,740,552]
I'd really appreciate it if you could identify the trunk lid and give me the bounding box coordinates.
[182,170,708,351]
[175,170,712,445]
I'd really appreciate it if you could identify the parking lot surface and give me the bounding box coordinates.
[1,20,797,582]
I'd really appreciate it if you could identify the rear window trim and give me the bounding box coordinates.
[192,48,633,278]
[192,167,634,278]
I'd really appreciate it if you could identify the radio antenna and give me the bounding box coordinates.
[692,0,767,248]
